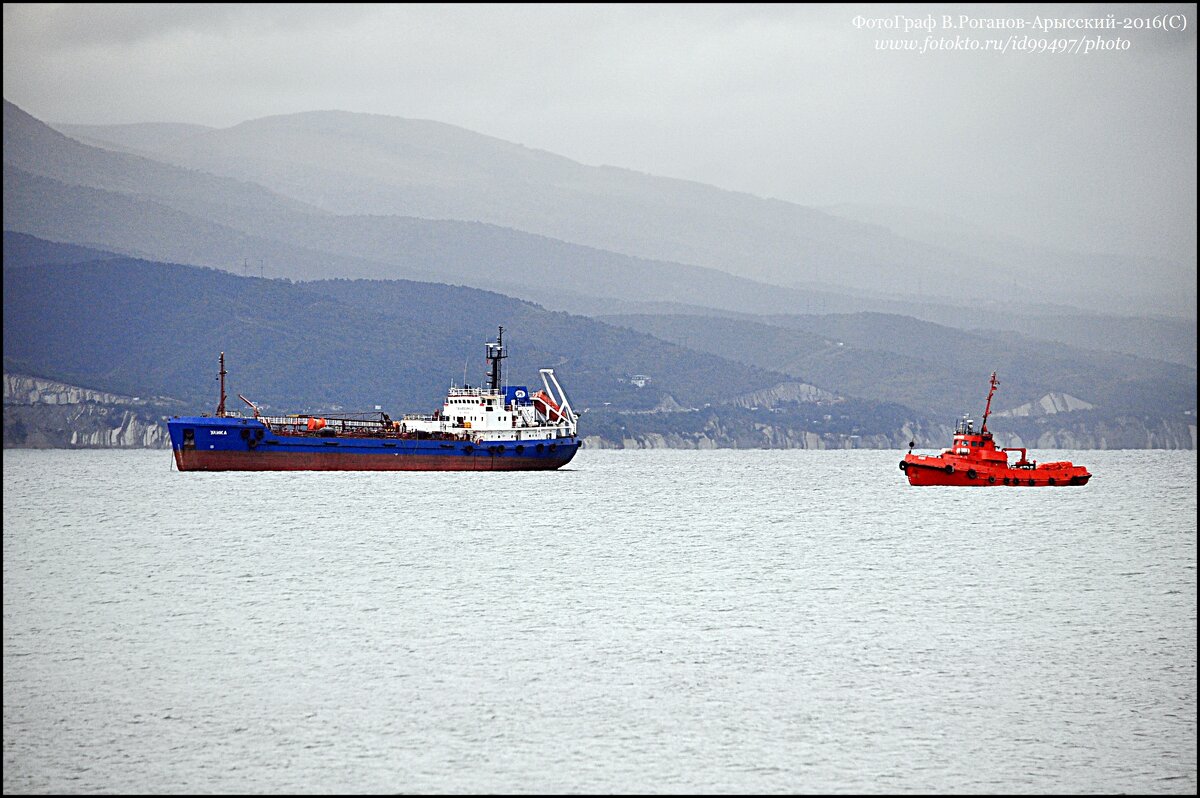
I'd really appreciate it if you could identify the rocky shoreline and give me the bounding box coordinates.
[5,373,1195,451]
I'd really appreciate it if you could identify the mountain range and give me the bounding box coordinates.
[2,97,1195,449]
[5,231,1194,450]
[55,109,1194,318]
[7,101,1195,357]
[5,232,939,448]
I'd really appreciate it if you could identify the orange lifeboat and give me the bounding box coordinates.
[900,372,1091,487]
[531,390,564,422]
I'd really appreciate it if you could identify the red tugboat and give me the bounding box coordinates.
[900,372,1091,487]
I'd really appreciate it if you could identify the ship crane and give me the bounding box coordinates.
[980,371,998,434]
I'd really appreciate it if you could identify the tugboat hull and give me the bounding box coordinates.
[900,456,1091,487]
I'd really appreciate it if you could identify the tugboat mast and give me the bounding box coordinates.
[486,326,507,392]
[216,352,227,417]
[980,371,999,434]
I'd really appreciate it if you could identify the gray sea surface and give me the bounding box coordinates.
[3,448,1196,794]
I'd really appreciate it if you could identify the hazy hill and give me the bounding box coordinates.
[824,202,1195,320]
[10,99,1191,367]
[2,166,431,281]
[600,313,1196,419]
[57,109,1042,304]
[765,312,1195,405]
[1,250,808,417]
[2,160,869,316]
[4,101,322,229]
[60,121,215,154]
[5,99,889,317]
[0,231,120,271]
[545,283,1196,369]
[59,109,1193,319]
[4,234,1192,449]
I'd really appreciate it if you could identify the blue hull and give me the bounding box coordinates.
[168,416,580,471]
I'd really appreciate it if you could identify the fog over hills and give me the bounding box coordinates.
[4,100,895,315]
[56,108,1191,318]
[2,159,880,317]
[0,232,120,271]
[823,202,1193,319]
[8,238,933,450]
[600,312,1195,420]
[5,95,1196,378]
[5,232,1193,449]
[4,99,1189,360]
[4,103,321,225]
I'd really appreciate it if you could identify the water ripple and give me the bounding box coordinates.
[3,448,1196,793]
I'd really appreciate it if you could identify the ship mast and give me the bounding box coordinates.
[486,326,507,392]
[216,352,227,417]
[980,371,998,434]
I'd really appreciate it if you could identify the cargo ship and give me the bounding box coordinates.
[899,372,1091,487]
[168,328,580,471]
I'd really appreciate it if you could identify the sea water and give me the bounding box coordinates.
[3,449,1195,793]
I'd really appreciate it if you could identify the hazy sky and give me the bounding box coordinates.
[3,3,1196,263]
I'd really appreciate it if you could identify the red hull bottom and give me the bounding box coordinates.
[174,450,575,471]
